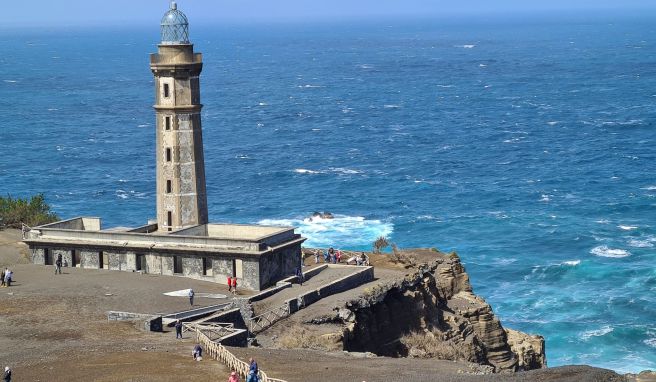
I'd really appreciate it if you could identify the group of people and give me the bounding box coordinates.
[312,248,369,266]
[0,268,13,287]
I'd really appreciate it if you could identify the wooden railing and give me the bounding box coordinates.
[247,303,290,333]
[194,328,287,382]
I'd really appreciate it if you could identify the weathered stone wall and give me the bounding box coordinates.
[259,245,300,290]
[212,257,232,284]
[80,250,100,269]
[32,247,46,265]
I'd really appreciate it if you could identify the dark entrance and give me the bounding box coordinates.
[71,250,80,267]
[202,257,212,276]
[173,256,183,274]
[99,251,104,269]
[44,248,52,265]
[136,254,145,272]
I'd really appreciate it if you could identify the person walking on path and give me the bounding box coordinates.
[228,371,240,382]
[247,358,259,382]
[295,267,304,286]
[188,289,195,306]
[55,254,62,275]
[230,277,237,295]
[3,366,11,382]
[4,270,11,288]
[175,319,183,339]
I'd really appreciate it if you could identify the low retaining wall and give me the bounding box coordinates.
[203,308,247,330]
[107,311,163,332]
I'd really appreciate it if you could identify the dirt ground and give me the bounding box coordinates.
[0,230,632,382]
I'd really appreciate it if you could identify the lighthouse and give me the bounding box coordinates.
[150,1,208,231]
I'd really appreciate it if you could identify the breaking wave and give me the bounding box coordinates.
[590,246,631,258]
[258,214,393,249]
[580,326,614,341]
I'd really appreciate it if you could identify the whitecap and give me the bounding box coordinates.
[47,108,59,111]
[3,80,18,83]
[258,214,393,248]
[329,167,362,175]
[547,121,559,126]
[298,84,323,88]
[590,245,631,258]
[455,44,476,49]
[580,325,613,341]
[383,104,401,109]
[562,260,581,266]
[294,168,322,175]
[479,64,487,67]
[595,219,610,224]
[540,194,551,202]
[436,85,455,88]
[137,124,149,128]
[258,102,267,106]
[641,186,656,191]
[618,225,638,231]
[644,338,656,348]
[628,239,654,248]
[358,64,374,69]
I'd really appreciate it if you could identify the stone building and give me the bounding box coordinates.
[24,2,305,291]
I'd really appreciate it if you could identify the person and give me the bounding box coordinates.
[4,270,11,288]
[3,366,10,382]
[228,370,240,382]
[227,276,233,293]
[188,289,195,306]
[192,344,202,360]
[314,249,320,264]
[295,267,304,286]
[247,358,258,382]
[55,254,62,275]
[175,319,183,339]
[336,249,342,263]
[323,249,329,263]
[231,277,238,295]
[328,247,335,264]
[360,252,368,266]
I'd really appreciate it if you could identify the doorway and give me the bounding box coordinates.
[173,256,183,274]
[136,254,145,272]
[232,259,243,279]
[202,257,212,276]
[44,249,52,265]
[71,250,80,267]
[99,251,104,269]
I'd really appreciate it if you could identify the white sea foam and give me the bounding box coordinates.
[329,167,362,175]
[358,64,374,69]
[294,168,322,175]
[258,102,267,106]
[628,239,654,248]
[641,186,656,191]
[580,326,614,341]
[436,85,455,88]
[298,84,323,88]
[479,64,487,67]
[644,338,656,348]
[383,104,401,109]
[258,214,393,248]
[595,219,610,224]
[618,225,638,231]
[47,108,59,111]
[590,245,631,258]
[3,80,18,83]
[547,121,559,126]
[540,194,551,202]
[562,260,581,266]
[137,124,149,128]
[455,44,476,49]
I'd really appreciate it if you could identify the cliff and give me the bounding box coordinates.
[324,251,546,372]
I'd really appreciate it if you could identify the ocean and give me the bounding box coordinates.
[1,14,654,373]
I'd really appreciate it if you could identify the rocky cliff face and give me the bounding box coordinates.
[337,253,546,372]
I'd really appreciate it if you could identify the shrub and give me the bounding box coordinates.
[0,194,59,229]
[372,236,389,254]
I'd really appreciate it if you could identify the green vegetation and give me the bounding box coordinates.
[0,194,59,229]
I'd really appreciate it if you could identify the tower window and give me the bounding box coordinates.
[166,180,172,193]
[163,83,170,98]
[167,211,173,231]
[165,116,171,130]
[166,148,172,162]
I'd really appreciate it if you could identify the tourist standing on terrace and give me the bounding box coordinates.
[188,289,195,306]
[55,254,62,274]
[175,320,183,339]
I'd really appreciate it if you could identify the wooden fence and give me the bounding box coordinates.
[194,326,287,382]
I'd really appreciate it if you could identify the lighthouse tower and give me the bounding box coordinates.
[150,2,208,231]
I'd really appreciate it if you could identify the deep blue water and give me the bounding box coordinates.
[1,15,655,372]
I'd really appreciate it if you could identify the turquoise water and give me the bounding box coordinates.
[0,15,655,372]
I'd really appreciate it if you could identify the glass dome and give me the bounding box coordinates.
[160,2,190,45]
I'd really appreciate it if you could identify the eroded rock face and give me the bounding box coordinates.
[338,253,546,372]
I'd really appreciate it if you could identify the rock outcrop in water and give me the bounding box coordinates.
[336,252,546,372]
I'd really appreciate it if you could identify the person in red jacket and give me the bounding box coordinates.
[228,371,240,382]
[227,276,232,293]
[231,277,238,295]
